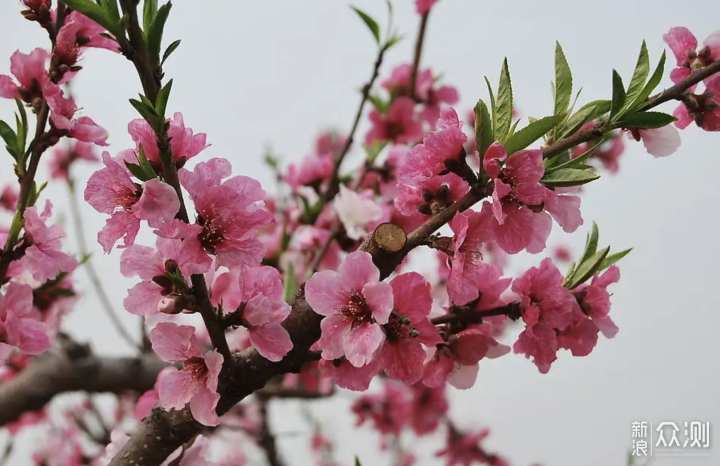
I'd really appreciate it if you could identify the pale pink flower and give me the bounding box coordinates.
[334,185,386,240]
[150,322,224,426]
[315,130,348,156]
[0,48,59,105]
[32,430,84,466]
[305,251,394,367]
[127,112,209,166]
[284,153,333,192]
[164,158,272,268]
[60,12,118,52]
[85,152,180,253]
[211,265,292,362]
[377,272,442,384]
[0,282,51,361]
[47,91,108,145]
[626,126,681,157]
[447,209,494,306]
[49,141,98,180]
[423,328,509,389]
[9,201,78,283]
[664,27,720,83]
[381,64,459,125]
[365,97,423,145]
[120,237,206,316]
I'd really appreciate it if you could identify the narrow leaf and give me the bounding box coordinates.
[355,457,363,466]
[124,161,154,182]
[610,70,626,119]
[143,0,158,33]
[543,150,570,169]
[545,138,605,173]
[62,0,118,34]
[599,248,633,271]
[98,0,120,20]
[137,144,157,179]
[624,41,650,108]
[636,52,667,111]
[129,98,161,131]
[566,247,610,289]
[579,222,600,266]
[351,7,380,44]
[474,99,493,159]
[496,58,513,141]
[616,111,677,129]
[504,114,565,155]
[283,263,297,303]
[148,2,172,65]
[558,100,611,139]
[541,168,600,187]
[161,39,181,66]
[155,79,173,120]
[484,77,497,136]
[554,42,573,115]
[0,121,17,155]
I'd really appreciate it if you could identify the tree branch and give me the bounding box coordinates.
[257,398,285,466]
[409,11,430,100]
[0,353,164,426]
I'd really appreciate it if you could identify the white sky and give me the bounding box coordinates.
[1,1,719,465]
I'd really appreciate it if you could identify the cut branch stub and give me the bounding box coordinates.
[359,223,407,278]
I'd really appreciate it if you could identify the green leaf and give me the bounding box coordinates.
[351,7,380,44]
[129,98,161,131]
[148,2,172,65]
[355,457,363,466]
[155,79,173,120]
[161,39,181,66]
[543,150,570,169]
[635,52,667,111]
[474,99,493,159]
[283,262,297,304]
[599,248,632,271]
[508,119,521,138]
[558,100,611,139]
[554,42,573,115]
[383,34,404,50]
[541,168,600,187]
[545,138,605,173]
[28,180,47,207]
[62,0,118,35]
[579,222,600,266]
[484,77,497,136]
[368,95,389,114]
[0,120,17,157]
[624,41,650,109]
[616,111,677,129]
[98,0,120,20]
[363,139,389,163]
[610,70,626,119]
[496,58,514,142]
[137,144,157,178]
[503,114,565,155]
[125,162,154,181]
[565,247,610,289]
[143,0,158,33]
[165,270,187,292]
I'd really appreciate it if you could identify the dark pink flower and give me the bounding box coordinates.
[85,152,181,253]
[447,209,494,306]
[0,185,18,211]
[211,265,292,362]
[47,91,108,145]
[150,322,224,426]
[664,27,720,83]
[553,245,572,263]
[574,265,620,338]
[0,282,51,361]
[128,113,208,166]
[305,251,394,367]
[673,74,720,131]
[376,272,441,384]
[319,357,381,391]
[0,48,59,109]
[365,97,423,145]
[416,0,437,15]
[167,158,272,269]
[351,382,411,439]
[49,141,98,180]
[9,201,78,283]
[408,384,448,435]
[396,172,469,220]
[436,426,508,466]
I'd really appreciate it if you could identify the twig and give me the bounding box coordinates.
[67,179,141,351]
[430,302,521,326]
[257,398,285,466]
[409,11,430,100]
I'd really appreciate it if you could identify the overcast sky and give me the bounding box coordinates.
[1,1,719,465]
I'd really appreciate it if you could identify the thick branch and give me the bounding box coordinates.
[0,353,164,426]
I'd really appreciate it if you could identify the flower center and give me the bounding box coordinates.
[383,313,411,341]
[339,291,373,327]
[114,182,142,210]
[197,210,225,254]
[183,356,208,380]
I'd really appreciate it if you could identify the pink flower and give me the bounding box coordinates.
[447,209,494,306]
[334,185,386,240]
[376,273,441,384]
[120,237,206,316]
[351,382,411,439]
[574,266,620,338]
[315,130,348,156]
[49,141,98,180]
[436,426,508,466]
[626,126,681,157]
[167,158,272,268]
[305,251,394,367]
[408,384,448,435]
[85,152,180,253]
[423,328,509,389]
[365,97,423,145]
[0,48,59,107]
[0,282,51,361]
[128,113,208,166]
[284,153,333,192]
[416,0,437,15]
[60,12,118,52]
[212,265,293,362]
[395,172,469,218]
[663,27,720,83]
[399,108,467,181]
[319,357,381,391]
[0,185,18,211]
[673,74,720,131]
[47,91,108,145]
[553,245,572,263]
[149,322,224,426]
[512,258,582,373]
[9,201,78,283]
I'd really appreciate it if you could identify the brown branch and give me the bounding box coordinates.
[430,302,521,326]
[257,398,285,466]
[409,11,430,100]
[0,352,165,427]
